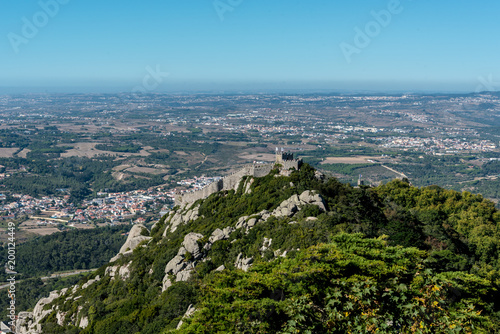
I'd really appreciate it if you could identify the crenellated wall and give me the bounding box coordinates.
[175,164,275,206]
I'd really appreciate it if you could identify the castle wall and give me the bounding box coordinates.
[253,164,273,177]
[281,160,302,170]
[175,179,223,206]
[222,166,254,191]
[175,159,297,207]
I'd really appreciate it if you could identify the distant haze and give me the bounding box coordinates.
[1,0,498,93]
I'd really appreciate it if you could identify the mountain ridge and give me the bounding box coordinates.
[16,164,500,333]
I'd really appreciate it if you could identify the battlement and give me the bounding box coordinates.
[175,149,302,207]
[275,148,302,170]
[175,163,274,206]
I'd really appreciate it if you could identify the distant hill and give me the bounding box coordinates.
[17,164,500,333]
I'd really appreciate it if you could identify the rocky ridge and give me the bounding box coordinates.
[16,174,327,332]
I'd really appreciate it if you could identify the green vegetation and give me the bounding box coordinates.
[95,144,142,153]
[181,234,493,333]
[319,163,374,175]
[37,165,500,333]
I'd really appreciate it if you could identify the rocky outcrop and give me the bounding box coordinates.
[235,211,269,232]
[162,233,204,291]
[176,304,196,330]
[182,232,204,259]
[235,253,254,272]
[299,190,326,211]
[79,316,89,329]
[244,178,254,194]
[81,275,101,290]
[203,227,234,251]
[315,170,325,181]
[234,191,325,233]
[272,190,326,218]
[105,262,132,280]
[16,289,68,334]
[260,237,273,254]
[16,312,35,334]
[163,204,200,235]
[110,224,151,262]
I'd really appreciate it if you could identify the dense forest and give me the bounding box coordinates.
[0,226,129,281]
[35,164,500,333]
[0,226,129,324]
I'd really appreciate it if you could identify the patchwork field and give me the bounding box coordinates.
[0,148,19,158]
[61,143,152,158]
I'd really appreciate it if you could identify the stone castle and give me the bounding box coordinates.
[175,149,302,206]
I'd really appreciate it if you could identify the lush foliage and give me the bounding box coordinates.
[38,165,500,333]
[181,234,495,333]
[0,226,128,281]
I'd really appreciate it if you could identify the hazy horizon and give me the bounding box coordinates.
[1,0,499,94]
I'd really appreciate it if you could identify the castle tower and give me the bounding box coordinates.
[275,147,283,164]
[357,174,364,186]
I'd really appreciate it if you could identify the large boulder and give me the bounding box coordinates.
[162,233,205,291]
[111,224,151,262]
[182,233,204,259]
[119,224,151,254]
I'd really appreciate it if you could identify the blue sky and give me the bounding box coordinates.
[0,0,499,93]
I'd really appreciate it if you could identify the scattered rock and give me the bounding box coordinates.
[235,253,254,272]
[164,204,200,235]
[177,304,196,330]
[260,237,273,253]
[79,316,89,329]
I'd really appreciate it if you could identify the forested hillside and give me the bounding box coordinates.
[0,226,129,281]
[0,227,129,324]
[26,165,500,333]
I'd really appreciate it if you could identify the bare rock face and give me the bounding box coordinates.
[260,237,273,254]
[204,227,235,251]
[81,275,101,290]
[16,289,68,333]
[271,191,326,219]
[106,262,132,280]
[105,265,118,278]
[162,233,205,292]
[164,204,200,236]
[176,304,197,330]
[235,215,249,229]
[111,224,151,262]
[315,170,325,181]
[235,253,254,272]
[182,233,204,259]
[119,224,151,254]
[299,190,326,211]
[16,312,35,334]
[79,316,89,329]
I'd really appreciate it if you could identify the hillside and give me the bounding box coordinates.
[16,164,500,333]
